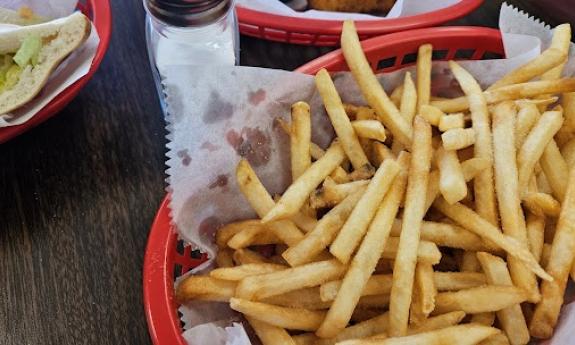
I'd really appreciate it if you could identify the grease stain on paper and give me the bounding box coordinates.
[248,89,266,106]
[225,127,271,167]
[177,149,192,166]
[203,91,234,124]
[208,174,229,189]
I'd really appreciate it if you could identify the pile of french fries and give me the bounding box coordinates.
[176,20,575,345]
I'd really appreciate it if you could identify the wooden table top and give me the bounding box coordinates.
[0,0,571,344]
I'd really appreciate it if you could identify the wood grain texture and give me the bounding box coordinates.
[0,0,567,344]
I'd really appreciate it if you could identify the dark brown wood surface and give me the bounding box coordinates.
[0,1,571,344]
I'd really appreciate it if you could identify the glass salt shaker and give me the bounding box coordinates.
[143,0,240,112]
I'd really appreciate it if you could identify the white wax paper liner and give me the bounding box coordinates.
[237,0,460,21]
[0,0,100,127]
[165,4,575,344]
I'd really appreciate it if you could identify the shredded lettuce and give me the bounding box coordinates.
[5,64,22,89]
[13,35,41,68]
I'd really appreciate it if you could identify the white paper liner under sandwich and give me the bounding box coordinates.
[164,4,575,344]
[0,0,100,127]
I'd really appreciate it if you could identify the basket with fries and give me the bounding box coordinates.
[144,5,575,345]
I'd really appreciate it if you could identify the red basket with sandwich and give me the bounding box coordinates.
[143,26,506,345]
[237,0,484,46]
[0,0,112,143]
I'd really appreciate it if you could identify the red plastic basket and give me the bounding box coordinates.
[143,26,504,345]
[0,0,112,144]
[237,0,483,46]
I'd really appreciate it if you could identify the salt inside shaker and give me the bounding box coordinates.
[143,0,239,110]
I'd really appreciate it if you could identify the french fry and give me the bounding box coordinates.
[233,248,270,265]
[175,276,236,303]
[515,102,540,149]
[433,272,487,291]
[540,139,569,202]
[290,211,318,233]
[338,324,499,345]
[556,92,575,146]
[433,198,552,281]
[330,159,401,263]
[517,109,563,196]
[523,193,561,218]
[433,286,528,314]
[492,101,540,303]
[321,270,484,303]
[227,224,282,249]
[431,78,575,113]
[262,143,346,223]
[235,259,346,300]
[560,137,575,168]
[472,313,497,327]
[310,179,369,209]
[315,69,371,171]
[372,142,395,167]
[230,298,325,331]
[419,104,444,127]
[407,311,466,335]
[417,44,433,112]
[459,251,481,272]
[320,274,393,301]
[356,294,391,309]
[263,287,331,310]
[293,333,317,345]
[437,146,467,204]
[348,165,376,181]
[389,116,432,336]
[236,159,305,245]
[341,21,412,146]
[478,333,511,345]
[310,142,326,160]
[291,101,312,181]
[530,167,575,338]
[316,69,372,171]
[526,212,545,263]
[409,263,437,325]
[353,107,377,157]
[438,113,464,132]
[283,188,365,266]
[247,317,297,345]
[424,157,490,212]
[352,120,387,142]
[450,61,498,226]
[209,263,287,281]
[391,219,494,252]
[343,103,367,120]
[350,309,384,323]
[540,243,552,268]
[488,24,570,90]
[216,248,234,268]
[476,252,530,345]
[317,313,390,345]
[441,128,475,151]
[316,154,409,337]
[384,238,442,264]
[390,85,404,108]
[216,219,263,247]
[330,166,350,183]
[400,72,417,126]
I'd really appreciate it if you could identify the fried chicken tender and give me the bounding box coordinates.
[309,0,395,13]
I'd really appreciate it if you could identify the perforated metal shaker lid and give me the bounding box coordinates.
[145,0,232,27]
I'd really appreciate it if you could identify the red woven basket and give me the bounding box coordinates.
[0,0,112,144]
[143,26,504,345]
[237,0,483,46]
